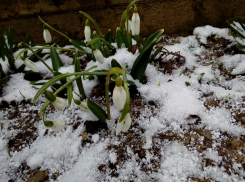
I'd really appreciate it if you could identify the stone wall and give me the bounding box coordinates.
[0,0,245,43]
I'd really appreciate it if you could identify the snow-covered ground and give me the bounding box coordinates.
[0,25,245,182]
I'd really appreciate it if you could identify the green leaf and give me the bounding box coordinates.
[79,11,104,38]
[131,29,164,82]
[105,29,113,44]
[16,64,26,73]
[66,77,73,106]
[70,39,86,52]
[0,63,6,78]
[86,99,108,123]
[130,39,156,82]
[0,76,8,89]
[111,58,122,69]
[116,28,126,49]
[50,46,63,72]
[72,51,78,65]
[144,29,164,47]
[104,46,111,57]
[24,34,32,58]
[33,66,101,102]
[149,45,163,63]
[74,57,86,99]
[28,49,43,61]
[91,32,103,53]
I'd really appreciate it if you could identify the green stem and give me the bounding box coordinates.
[33,66,107,101]
[16,46,92,60]
[39,16,71,40]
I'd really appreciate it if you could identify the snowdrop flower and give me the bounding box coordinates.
[113,77,126,111]
[131,6,140,36]
[74,99,89,111]
[45,119,65,132]
[125,20,132,33]
[92,46,104,64]
[24,58,39,72]
[84,19,91,42]
[116,113,132,135]
[44,91,66,111]
[43,26,52,43]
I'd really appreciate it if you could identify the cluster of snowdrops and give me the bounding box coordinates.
[16,0,165,135]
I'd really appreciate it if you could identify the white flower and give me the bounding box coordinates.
[84,26,91,42]
[113,85,126,111]
[52,97,66,111]
[93,49,104,64]
[24,58,39,72]
[79,101,89,111]
[51,119,65,131]
[125,20,132,33]
[43,29,52,43]
[131,7,140,36]
[116,113,132,135]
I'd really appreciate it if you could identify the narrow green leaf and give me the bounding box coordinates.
[111,59,122,69]
[91,32,103,53]
[33,66,101,102]
[0,63,6,78]
[144,29,164,47]
[104,46,111,57]
[105,29,113,44]
[72,51,78,65]
[149,45,163,63]
[70,39,86,52]
[0,76,8,89]
[50,46,63,72]
[75,57,86,99]
[116,27,126,49]
[86,99,108,123]
[28,49,43,61]
[79,11,104,38]
[131,39,156,82]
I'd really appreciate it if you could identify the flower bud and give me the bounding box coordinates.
[116,113,132,135]
[50,119,65,131]
[24,58,39,72]
[79,101,89,111]
[113,77,126,111]
[45,90,66,111]
[84,19,91,42]
[131,6,140,36]
[43,26,52,43]
[93,49,104,64]
[125,20,132,33]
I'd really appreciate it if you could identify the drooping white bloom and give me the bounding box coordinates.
[84,26,91,42]
[79,101,89,111]
[125,20,132,33]
[43,29,52,43]
[51,119,65,131]
[131,6,140,36]
[93,49,104,64]
[116,113,132,135]
[24,58,39,72]
[52,97,66,111]
[113,85,126,111]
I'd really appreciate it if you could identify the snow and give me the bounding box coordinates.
[1,25,245,181]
